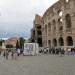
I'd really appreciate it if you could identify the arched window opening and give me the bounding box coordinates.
[65,14,71,29]
[37,37,42,47]
[58,18,63,25]
[48,40,51,48]
[53,39,57,47]
[32,39,35,42]
[37,26,41,29]
[45,25,47,35]
[58,18,63,31]
[42,24,45,32]
[33,30,35,35]
[48,23,51,31]
[48,23,51,35]
[60,26,63,31]
[67,36,73,46]
[37,31,41,35]
[58,10,63,17]
[66,0,69,2]
[59,37,64,46]
[52,20,56,30]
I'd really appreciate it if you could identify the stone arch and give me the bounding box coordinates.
[48,22,51,30]
[48,22,51,35]
[58,10,63,17]
[53,39,57,47]
[59,37,64,46]
[37,37,42,47]
[48,40,51,48]
[32,39,35,42]
[58,18,63,25]
[65,14,71,29]
[52,20,56,30]
[45,25,47,35]
[67,36,73,46]
[37,31,42,35]
[66,0,69,2]
[58,18,63,31]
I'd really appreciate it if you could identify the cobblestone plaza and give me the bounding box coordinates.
[0,54,75,75]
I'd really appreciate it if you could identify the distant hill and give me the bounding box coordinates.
[5,37,19,47]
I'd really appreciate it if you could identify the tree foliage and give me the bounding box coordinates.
[19,37,25,49]
[16,40,20,49]
[0,39,2,46]
[6,44,13,48]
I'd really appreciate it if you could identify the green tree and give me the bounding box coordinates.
[6,44,13,48]
[19,37,25,49]
[16,40,20,49]
[0,39,2,46]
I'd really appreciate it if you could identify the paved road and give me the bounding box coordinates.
[0,54,75,75]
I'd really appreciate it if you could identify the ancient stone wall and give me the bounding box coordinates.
[42,0,75,50]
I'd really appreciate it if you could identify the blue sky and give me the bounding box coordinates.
[0,0,58,38]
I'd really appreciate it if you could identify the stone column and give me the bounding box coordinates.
[72,35,75,47]
[57,38,59,48]
[51,40,53,48]
[63,36,67,51]
[71,9,75,47]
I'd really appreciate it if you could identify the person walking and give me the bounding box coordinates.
[17,49,20,56]
[0,50,1,55]
[6,50,9,60]
[3,50,6,57]
[14,51,18,60]
[67,48,71,55]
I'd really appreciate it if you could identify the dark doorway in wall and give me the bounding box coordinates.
[53,39,57,47]
[59,37,64,46]
[67,36,73,46]
[65,14,71,29]
[37,37,42,47]
[48,40,51,48]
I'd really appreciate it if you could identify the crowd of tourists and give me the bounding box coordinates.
[0,47,75,60]
[39,47,75,55]
[0,49,22,60]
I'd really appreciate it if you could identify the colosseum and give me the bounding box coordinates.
[41,0,75,50]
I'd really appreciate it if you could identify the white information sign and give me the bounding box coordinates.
[24,43,39,55]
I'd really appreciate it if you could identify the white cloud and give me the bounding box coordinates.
[0,0,58,38]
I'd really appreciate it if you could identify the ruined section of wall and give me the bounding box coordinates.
[31,14,42,47]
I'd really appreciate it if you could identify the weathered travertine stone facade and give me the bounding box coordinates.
[41,0,75,50]
[30,14,42,47]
